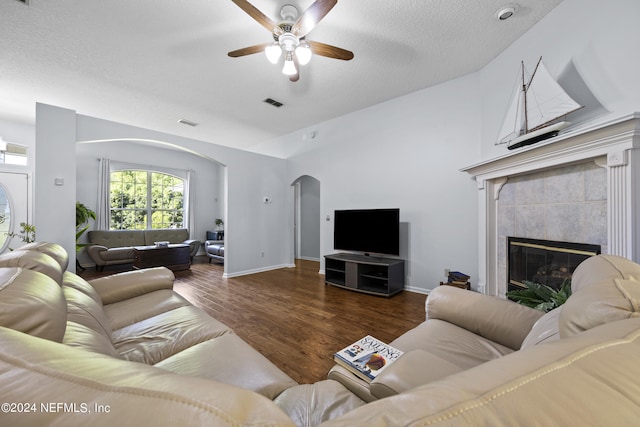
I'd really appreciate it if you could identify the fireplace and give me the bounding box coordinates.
[461,114,640,297]
[508,237,601,293]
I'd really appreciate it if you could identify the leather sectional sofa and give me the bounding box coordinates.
[1,242,640,426]
[86,228,200,270]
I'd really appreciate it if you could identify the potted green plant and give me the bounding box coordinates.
[5,222,36,249]
[76,202,96,252]
[215,218,224,231]
[506,279,572,312]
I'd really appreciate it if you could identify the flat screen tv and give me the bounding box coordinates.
[334,208,400,256]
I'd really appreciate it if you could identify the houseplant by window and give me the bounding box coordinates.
[76,202,96,252]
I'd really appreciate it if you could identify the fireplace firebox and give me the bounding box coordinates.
[508,237,601,293]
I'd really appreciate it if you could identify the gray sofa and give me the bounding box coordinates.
[87,229,200,271]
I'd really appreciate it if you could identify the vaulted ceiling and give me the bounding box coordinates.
[1,0,564,151]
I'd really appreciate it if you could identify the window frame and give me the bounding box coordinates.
[109,168,186,230]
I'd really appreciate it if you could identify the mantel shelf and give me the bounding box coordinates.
[461,112,640,188]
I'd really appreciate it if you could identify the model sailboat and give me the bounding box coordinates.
[498,57,582,150]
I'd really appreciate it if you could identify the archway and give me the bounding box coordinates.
[291,175,320,265]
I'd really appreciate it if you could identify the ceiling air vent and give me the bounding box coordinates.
[177,118,198,127]
[263,98,284,108]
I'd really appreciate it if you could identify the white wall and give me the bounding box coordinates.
[35,104,77,268]
[281,75,482,293]
[480,0,640,160]
[73,113,291,277]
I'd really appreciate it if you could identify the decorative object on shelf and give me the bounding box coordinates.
[333,335,404,383]
[227,0,354,82]
[506,279,572,312]
[215,218,224,231]
[497,57,583,150]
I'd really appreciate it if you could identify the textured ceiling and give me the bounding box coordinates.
[0,0,564,151]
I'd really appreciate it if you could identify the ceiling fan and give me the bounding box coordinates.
[228,0,354,82]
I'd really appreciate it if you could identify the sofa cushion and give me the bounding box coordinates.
[16,241,69,271]
[560,255,640,338]
[0,268,67,342]
[100,247,135,262]
[104,289,192,330]
[88,230,146,248]
[0,326,297,427]
[63,277,113,342]
[0,250,63,284]
[155,333,298,399]
[144,228,189,245]
[63,321,120,358]
[111,305,232,364]
[520,306,562,349]
[275,380,365,426]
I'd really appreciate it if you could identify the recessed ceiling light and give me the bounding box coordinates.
[496,4,518,21]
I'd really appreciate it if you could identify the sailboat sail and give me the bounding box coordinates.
[525,61,581,132]
[497,58,582,147]
[498,68,526,144]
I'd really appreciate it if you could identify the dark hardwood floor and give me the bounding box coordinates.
[81,256,427,384]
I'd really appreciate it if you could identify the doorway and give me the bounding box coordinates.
[292,175,320,263]
[0,172,30,252]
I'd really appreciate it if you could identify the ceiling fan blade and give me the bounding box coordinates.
[228,42,271,58]
[291,0,338,37]
[308,40,354,61]
[230,0,283,35]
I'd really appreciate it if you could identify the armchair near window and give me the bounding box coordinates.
[204,231,224,264]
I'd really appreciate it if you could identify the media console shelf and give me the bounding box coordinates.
[324,253,405,297]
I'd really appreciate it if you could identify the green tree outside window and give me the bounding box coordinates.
[110,170,184,230]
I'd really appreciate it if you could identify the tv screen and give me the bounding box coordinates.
[334,208,400,256]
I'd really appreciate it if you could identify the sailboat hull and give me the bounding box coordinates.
[507,121,571,150]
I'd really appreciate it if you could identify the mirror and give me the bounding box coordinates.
[0,185,11,252]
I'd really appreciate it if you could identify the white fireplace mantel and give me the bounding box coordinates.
[461,113,640,296]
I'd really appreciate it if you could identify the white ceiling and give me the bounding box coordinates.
[0,0,564,152]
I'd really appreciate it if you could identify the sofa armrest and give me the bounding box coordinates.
[370,349,464,399]
[88,267,175,305]
[182,239,200,257]
[426,286,544,350]
[86,245,108,265]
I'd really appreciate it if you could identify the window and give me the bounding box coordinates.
[110,170,184,230]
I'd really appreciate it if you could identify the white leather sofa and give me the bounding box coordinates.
[2,243,640,426]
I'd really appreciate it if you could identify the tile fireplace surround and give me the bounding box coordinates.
[462,113,640,297]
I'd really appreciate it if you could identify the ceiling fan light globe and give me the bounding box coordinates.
[282,59,297,75]
[265,44,282,64]
[296,44,312,65]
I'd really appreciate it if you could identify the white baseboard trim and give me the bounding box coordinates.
[403,285,430,295]
[297,256,321,262]
[223,263,295,278]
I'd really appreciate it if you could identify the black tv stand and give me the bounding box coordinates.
[324,253,405,297]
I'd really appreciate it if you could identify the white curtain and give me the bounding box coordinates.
[185,170,196,239]
[95,158,110,230]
